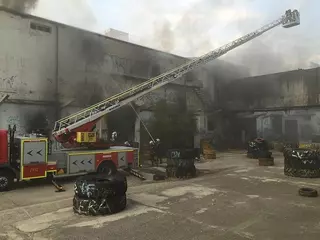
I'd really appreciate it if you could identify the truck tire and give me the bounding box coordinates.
[246,153,254,159]
[190,165,197,178]
[97,161,117,175]
[74,172,127,199]
[284,167,320,178]
[284,148,320,178]
[258,157,274,166]
[298,187,318,197]
[107,172,127,193]
[73,193,127,216]
[0,170,14,192]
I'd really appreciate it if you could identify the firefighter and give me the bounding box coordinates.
[155,138,162,164]
[110,131,118,142]
[149,140,156,166]
[149,138,162,166]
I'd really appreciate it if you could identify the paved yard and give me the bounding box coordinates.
[1,151,320,240]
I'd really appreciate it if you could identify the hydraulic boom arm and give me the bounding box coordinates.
[52,9,300,144]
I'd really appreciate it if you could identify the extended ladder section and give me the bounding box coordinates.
[52,9,300,139]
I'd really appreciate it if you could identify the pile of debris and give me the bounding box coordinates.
[201,140,216,160]
[247,138,274,166]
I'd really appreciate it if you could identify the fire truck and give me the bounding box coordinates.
[0,10,300,191]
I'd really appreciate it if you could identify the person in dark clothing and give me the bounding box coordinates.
[154,138,162,164]
[149,140,156,166]
[149,138,162,166]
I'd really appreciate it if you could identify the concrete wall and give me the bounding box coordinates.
[0,7,205,135]
[0,103,55,135]
[255,109,320,143]
[221,67,320,111]
[0,9,57,102]
[256,109,320,142]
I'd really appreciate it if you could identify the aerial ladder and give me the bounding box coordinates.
[52,9,300,148]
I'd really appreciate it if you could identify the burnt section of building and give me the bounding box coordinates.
[220,67,320,112]
[0,6,212,148]
[218,67,320,146]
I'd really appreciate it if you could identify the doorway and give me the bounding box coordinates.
[284,119,298,142]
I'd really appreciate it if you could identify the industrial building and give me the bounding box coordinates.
[221,67,320,145]
[2,6,312,152]
[0,6,220,154]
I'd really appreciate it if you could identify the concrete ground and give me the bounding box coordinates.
[1,151,320,240]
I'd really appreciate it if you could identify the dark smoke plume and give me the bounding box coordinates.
[1,0,38,13]
[25,111,50,135]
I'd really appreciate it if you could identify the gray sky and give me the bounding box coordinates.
[29,0,319,75]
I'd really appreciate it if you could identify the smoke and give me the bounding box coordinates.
[129,0,319,76]
[25,111,50,135]
[31,0,98,31]
[81,36,106,64]
[9,0,318,77]
[151,19,175,52]
[1,0,38,12]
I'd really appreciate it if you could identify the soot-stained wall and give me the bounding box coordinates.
[220,67,320,111]
[0,7,206,134]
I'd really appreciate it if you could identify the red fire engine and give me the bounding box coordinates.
[0,125,138,191]
[0,9,300,191]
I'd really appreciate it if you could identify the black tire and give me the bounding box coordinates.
[166,167,176,178]
[246,153,253,159]
[74,172,127,199]
[106,171,127,193]
[175,166,185,179]
[97,161,117,175]
[258,157,274,166]
[260,151,272,158]
[73,194,127,216]
[189,165,197,177]
[284,166,320,178]
[298,187,318,197]
[0,170,14,192]
[284,148,320,178]
[99,194,127,215]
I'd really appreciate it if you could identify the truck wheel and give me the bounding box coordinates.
[73,194,127,216]
[189,165,197,178]
[298,187,318,197]
[74,172,127,199]
[97,161,117,175]
[0,170,14,192]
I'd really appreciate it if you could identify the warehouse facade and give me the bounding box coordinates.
[0,7,214,148]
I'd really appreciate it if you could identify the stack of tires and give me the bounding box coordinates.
[73,172,128,216]
[284,148,320,178]
[247,138,274,166]
[247,138,272,159]
[166,149,197,179]
[283,142,299,152]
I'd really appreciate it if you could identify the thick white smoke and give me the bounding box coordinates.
[4,0,319,76]
[32,0,98,32]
